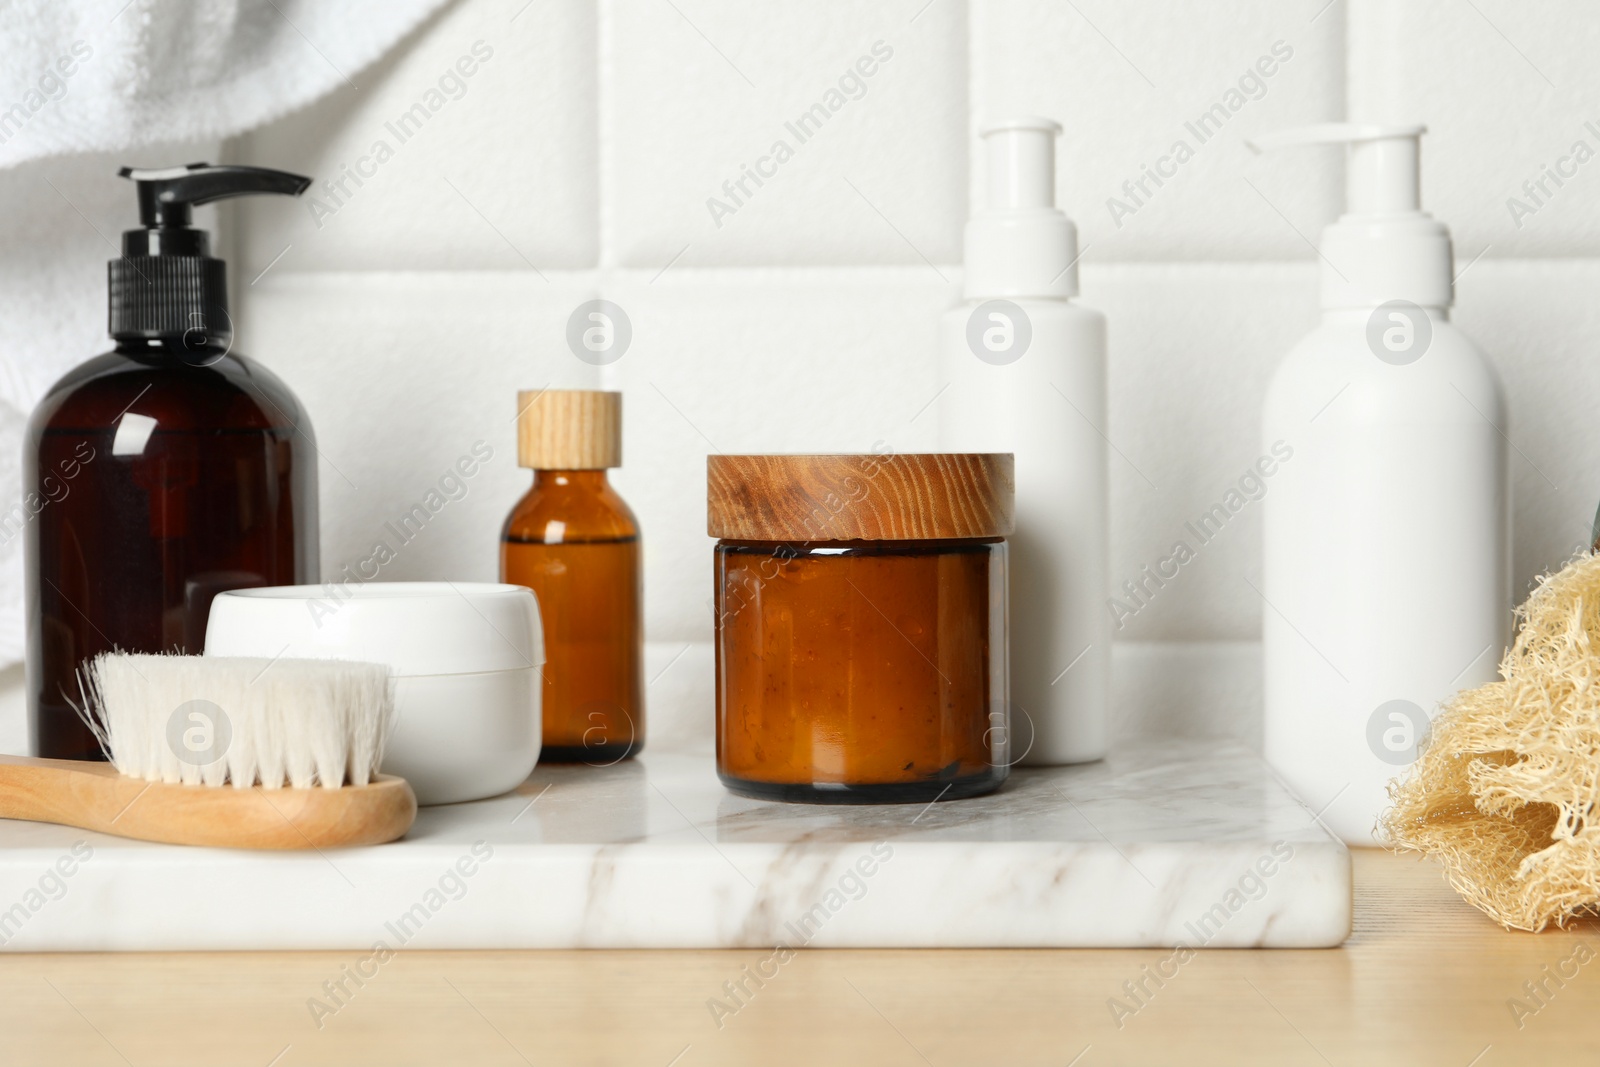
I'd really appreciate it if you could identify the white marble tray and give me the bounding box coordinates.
[0,739,1350,951]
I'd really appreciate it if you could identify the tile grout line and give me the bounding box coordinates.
[596,0,616,279]
[594,0,619,394]
[1340,0,1356,138]
[966,0,986,222]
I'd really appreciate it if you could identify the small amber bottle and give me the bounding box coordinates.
[501,390,643,763]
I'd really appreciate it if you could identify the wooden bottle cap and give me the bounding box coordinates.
[517,390,622,469]
[707,453,1014,541]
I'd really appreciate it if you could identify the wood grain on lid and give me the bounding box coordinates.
[707,453,1014,541]
[517,390,622,469]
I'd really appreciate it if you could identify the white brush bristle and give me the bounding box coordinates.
[77,654,395,790]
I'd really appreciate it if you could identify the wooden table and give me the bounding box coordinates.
[2,850,1595,1065]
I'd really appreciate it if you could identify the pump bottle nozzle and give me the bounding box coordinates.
[1247,124,1425,215]
[120,163,311,229]
[965,116,1080,300]
[982,117,1061,211]
[1246,123,1451,310]
[110,162,311,357]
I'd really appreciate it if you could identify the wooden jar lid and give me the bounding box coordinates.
[707,453,1014,541]
[517,390,621,469]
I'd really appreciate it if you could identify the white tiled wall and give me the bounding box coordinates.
[608,0,968,267]
[974,0,1345,258]
[226,0,1600,747]
[235,0,598,270]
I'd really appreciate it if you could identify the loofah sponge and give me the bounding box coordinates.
[1383,552,1600,932]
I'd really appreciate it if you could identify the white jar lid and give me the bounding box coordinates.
[205,582,544,676]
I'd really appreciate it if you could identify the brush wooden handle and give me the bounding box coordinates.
[0,756,416,849]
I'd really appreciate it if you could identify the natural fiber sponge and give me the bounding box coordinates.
[1384,552,1600,932]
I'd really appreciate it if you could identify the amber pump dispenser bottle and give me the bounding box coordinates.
[25,163,320,760]
[501,390,643,762]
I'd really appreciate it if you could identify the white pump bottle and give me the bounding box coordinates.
[1252,124,1510,843]
[937,117,1109,765]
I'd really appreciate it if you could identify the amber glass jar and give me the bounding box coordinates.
[501,390,642,763]
[709,453,1013,803]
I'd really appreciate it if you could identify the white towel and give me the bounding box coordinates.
[0,0,453,671]
[0,0,452,169]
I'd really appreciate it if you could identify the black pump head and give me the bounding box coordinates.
[111,162,311,359]
[121,162,311,230]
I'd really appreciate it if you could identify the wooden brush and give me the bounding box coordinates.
[0,654,416,849]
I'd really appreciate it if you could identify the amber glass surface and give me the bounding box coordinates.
[715,538,1008,803]
[501,470,643,762]
[24,345,319,760]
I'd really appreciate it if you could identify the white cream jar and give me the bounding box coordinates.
[205,582,543,805]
